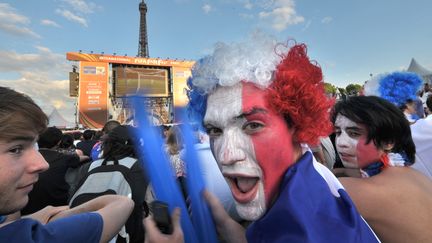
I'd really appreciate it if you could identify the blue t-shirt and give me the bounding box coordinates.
[0,212,103,243]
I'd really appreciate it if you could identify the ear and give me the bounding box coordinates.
[382,143,394,151]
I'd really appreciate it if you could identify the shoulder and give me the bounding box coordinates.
[341,167,432,197]
[340,167,432,217]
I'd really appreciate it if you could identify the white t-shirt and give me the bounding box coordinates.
[410,115,432,179]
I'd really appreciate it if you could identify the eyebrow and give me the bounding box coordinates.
[235,107,267,120]
[334,126,363,132]
[203,107,268,127]
[9,135,37,143]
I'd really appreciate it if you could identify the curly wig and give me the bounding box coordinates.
[187,37,333,145]
[267,44,334,144]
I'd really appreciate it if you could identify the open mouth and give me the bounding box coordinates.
[225,175,260,204]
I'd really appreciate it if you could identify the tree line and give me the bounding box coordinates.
[324,83,363,96]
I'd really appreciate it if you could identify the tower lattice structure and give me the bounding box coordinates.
[138,0,149,57]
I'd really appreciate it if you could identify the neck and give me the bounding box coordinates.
[292,142,303,163]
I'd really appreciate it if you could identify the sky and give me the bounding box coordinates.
[0,0,431,122]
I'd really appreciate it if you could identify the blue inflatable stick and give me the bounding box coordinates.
[178,110,218,243]
[131,97,198,243]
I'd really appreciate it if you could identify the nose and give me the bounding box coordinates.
[217,131,246,165]
[336,132,350,149]
[27,148,49,173]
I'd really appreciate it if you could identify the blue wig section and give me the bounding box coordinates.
[131,98,198,243]
[178,110,218,243]
[378,72,423,107]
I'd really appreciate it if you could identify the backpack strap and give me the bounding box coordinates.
[89,157,137,171]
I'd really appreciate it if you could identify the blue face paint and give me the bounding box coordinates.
[0,215,6,224]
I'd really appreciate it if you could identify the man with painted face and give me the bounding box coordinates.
[143,36,379,242]
[332,95,432,242]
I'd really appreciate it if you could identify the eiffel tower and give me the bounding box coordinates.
[138,0,149,57]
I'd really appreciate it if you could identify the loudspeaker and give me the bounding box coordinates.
[69,72,79,97]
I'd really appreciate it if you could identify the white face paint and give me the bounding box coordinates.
[334,115,361,168]
[335,114,383,169]
[203,83,266,220]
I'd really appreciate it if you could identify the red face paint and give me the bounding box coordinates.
[356,137,382,168]
[242,82,295,205]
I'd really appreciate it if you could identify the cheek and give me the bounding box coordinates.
[356,137,381,167]
[336,135,357,152]
[251,118,294,205]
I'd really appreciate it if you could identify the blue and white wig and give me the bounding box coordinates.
[364,71,423,107]
[186,34,285,124]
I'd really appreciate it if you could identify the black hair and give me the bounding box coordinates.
[59,133,75,149]
[102,125,136,161]
[102,120,121,134]
[331,96,416,163]
[426,95,432,111]
[82,129,95,140]
[38,126,63,149]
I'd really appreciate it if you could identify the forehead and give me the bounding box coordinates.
[204,83,242,126]
[203,83,270,126]
[335,114,358,128]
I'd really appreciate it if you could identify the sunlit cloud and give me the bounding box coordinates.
[202,4,212,14]
[56,9,88,27]
[258,0,304,31]
[0,3,40,38]
[41,19,61,28]
[62,0,100,14]
[0,47,75,121]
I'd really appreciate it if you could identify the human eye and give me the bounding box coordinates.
[347,130,361,138]
[243,121,264,134]
[9,145,24,155]
[205,125,222,137]
[334,129,341,136]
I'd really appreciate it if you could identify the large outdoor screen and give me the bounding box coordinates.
[114,66,169,97]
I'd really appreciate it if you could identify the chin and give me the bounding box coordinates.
[342,161,359,169]
[235,185,266,221]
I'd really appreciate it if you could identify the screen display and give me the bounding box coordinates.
[114,66,169,97]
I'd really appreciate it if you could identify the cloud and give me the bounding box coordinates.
[0,3,29,24]
[62,0,100,14]
[239,13,254,19]
[236,0,253,9]
[302,20,312,32]
[41,19,61,28]
[56,9,88,27]
[258,0,304,31]
[56,0,101,27]
[321,16,333,24]
[202,4,212,14]
[0,3,40,38]
[0,47,76,121]
[0,23,41,38]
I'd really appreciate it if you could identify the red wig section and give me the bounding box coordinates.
[267,43,334,145]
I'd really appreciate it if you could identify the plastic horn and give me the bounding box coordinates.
[131,97,198,243]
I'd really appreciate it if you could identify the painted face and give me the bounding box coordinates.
[0,133,49,215]
[334,115,383,169]
[204,82,295,220]
[405,101,416,114]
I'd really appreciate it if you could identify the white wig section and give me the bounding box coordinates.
[190,33,283,94]
[363,73,387,96]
